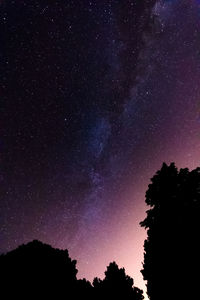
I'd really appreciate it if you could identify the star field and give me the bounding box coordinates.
[1,1,200,298]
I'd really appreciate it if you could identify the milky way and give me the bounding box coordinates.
[1,1,200,298]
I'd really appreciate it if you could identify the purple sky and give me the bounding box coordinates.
[1,1,200,298]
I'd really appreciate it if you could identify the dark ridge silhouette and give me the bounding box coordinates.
[0,240,142,299]
[141,162,200,300]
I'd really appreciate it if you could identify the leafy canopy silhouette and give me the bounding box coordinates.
[141,162,200,300]
[0,240,143,300]
[93,261,144,300]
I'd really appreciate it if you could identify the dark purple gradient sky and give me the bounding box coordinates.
[1,1,200,298]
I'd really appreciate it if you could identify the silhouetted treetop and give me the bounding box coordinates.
[104,262,134,288]
[0,240,78,298]
[0,239,77,278]
[93,261,144,300]
[141,162,200,300]
[0,240,144,300]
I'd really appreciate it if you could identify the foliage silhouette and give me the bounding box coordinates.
[0,240,142,299]
[141,162,200,300]
[0,240,78,298]
[93,261,144,300]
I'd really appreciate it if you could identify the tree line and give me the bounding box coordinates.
[0,162,199,299]
[0,239,143,299]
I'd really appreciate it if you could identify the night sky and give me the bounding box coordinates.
[1,0,200,298]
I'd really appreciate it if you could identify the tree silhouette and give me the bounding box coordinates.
[93,261,144,300]
[0,240,78,298]
[76,278,94,299]
[141,162,200,300]
[0,240,144,299]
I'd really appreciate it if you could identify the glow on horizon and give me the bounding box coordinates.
[74,145,200,300]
